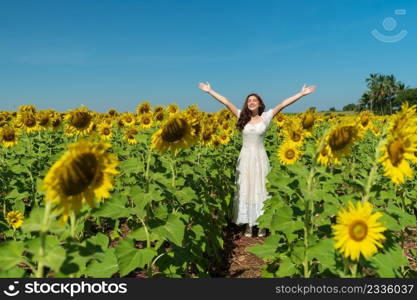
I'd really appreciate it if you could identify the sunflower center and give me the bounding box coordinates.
[139,106,150,114]
[60,152,99,196]
[2,128,16,141]
[161,118,188,143]
[388,139,405,166]
[103,128,110,135]
[302,114,314,129]
[202,132,212,141]
[285,149,295,159]
[192,123,201,135]
[143,118,150,125]
[348,220,368,241]
[38,115,50,126]
[277,115,284,122]
[361,117,369,127]
[72,112,92,129]
[291,132,301,142]
[23,113,36,127]
[320,147,328,157]
[52,118,61,127]
[328,126,353,151]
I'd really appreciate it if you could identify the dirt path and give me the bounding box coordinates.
[210,224,267,278]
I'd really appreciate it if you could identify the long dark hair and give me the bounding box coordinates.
[236,93,265,132]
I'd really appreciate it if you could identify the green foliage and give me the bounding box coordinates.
[0,112,414,279]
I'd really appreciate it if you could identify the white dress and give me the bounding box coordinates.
[232,108,274,227]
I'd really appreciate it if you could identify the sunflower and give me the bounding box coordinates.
[153,111,166,125]
[388,102,417,138]
[370,123,381,136]
[325,123,362,165]
[0,126,19,147]
[5,211,24,229]
[357,111,373,131]
[378,136,417,185]
[16,111,39,132]
[120,112,136,127]
[116,118,125,129]
[377,102,417,184]
[139,112,153,129]
[151,113,196,155]
[332,201,386,261]
[123,127,139,144]
[274,113,285,127]
[278,142,302,165]
[188,117,202,143]
[136,101,152,115]
[107,109,118,117]
[211,136,222,149]
[64,106,94,136]
[36,110,52,130]
[301,109,317,137]
[98,123,113,140]
[0,113,7,125]
[200,126,216,147]
[19,104,36,114]
[50,113,62,131]
[153,105,165,114]
[41,139,119,224]
[167,104,179,115]
[102,117,113,127]
[218,131,231,145]
[316,143,332,166]
[283,121,305,147]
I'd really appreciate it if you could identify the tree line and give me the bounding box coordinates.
[342,73,417,115]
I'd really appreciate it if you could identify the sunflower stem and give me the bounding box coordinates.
[349,261,358,278]
[301,134,326,278]
[145,148,152,193]
[138,217,153,278]
[302,165,316,278]
[70,211,76,238]
[35,200,52,278]
[362,132,385,203]
[170,156,176,188]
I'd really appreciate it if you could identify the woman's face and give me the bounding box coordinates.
[247,95,260,112]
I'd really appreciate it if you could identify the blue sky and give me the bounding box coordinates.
[0,0,416,113]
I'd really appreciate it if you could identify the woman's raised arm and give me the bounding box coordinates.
[271,84,317,117]
[198,82,240,118]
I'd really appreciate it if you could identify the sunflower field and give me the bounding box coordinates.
[0,102,416,278]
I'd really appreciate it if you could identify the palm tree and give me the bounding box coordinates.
[365,73,379,112]
[363,73,405,115]
[358,91,371,111]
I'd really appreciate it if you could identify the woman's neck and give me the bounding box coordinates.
[250,110,259,117]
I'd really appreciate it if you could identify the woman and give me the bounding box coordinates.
[198,82,317,237]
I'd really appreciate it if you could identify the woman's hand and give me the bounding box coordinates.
[198,82,212,93]
[300,83,317,96]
